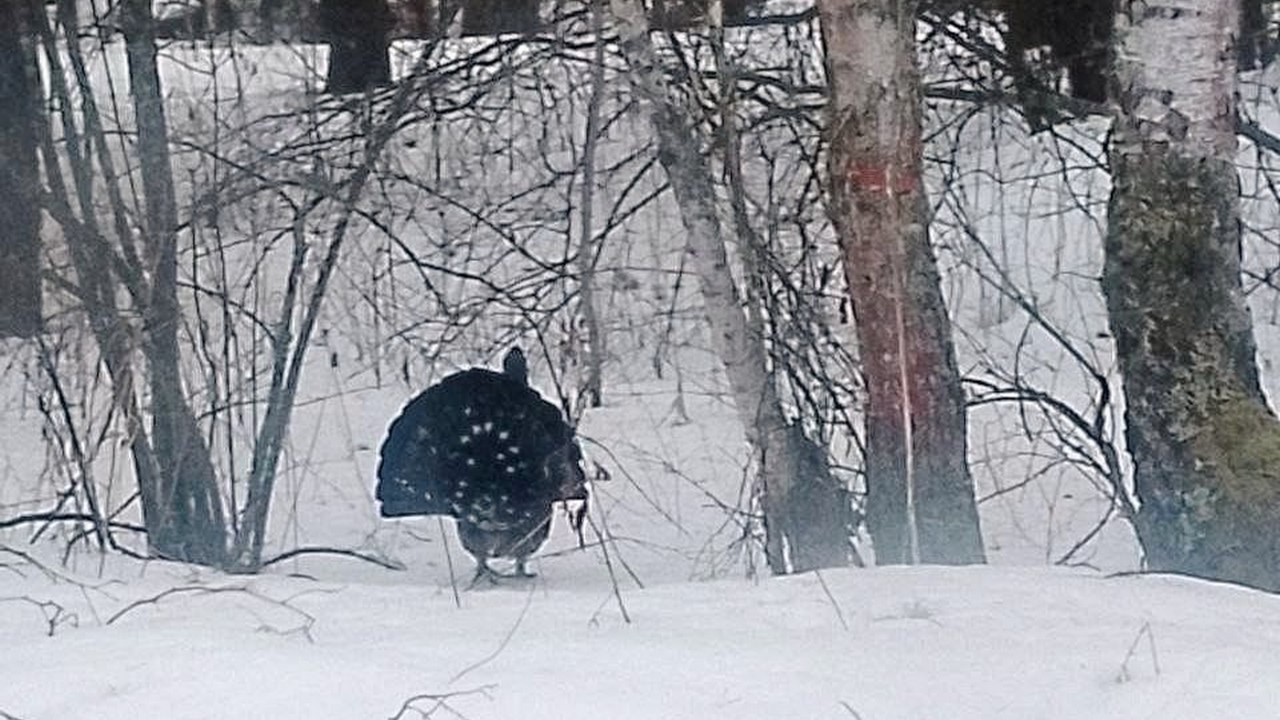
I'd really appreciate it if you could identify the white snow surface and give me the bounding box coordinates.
[2,552,1278,719]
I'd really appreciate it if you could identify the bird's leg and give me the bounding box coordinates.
[468,559,502,589]
[513,557,537,578]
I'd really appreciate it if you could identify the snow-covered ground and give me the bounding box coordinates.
[3,549,1279,720]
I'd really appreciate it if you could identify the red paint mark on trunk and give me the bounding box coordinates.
[846,161,919,195]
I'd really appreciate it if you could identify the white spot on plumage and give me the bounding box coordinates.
[498,430,510,440]
[466,458,475,466]
[483,421,494,432]
[505,466,515,474]
[471,424,483,436]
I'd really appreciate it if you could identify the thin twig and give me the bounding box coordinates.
[0,512,145,533]
[387,685,495,720]
[437,516,462,610]
[257,546,405,572]
[1116,621,1160,683]
[0,595,79,636]
[839,701,867,720]
[813,569,850,631]
[449,584,536,684]
[585,510,634,625]
[104,584,312,634]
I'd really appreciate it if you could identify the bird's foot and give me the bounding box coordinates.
[466,561,537,590]
[467,563,503,590]
[513,559,537,579]
[466,562,537,590]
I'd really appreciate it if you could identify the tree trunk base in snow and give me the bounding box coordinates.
[325,40,392,95]
[1105,148,1280,592]
[763,426,857,574]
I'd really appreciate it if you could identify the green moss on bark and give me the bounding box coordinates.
[1187,393,1280,589]
[1105,147,1280,591]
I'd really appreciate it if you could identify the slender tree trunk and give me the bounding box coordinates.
[0,0,42,338]
[32,0,166,555]
[229,29,458,568]
[576,1,607,409]
[818,0,985,565]
[1103,0,1280,590]
[122,0,228,566]
[612,0,852,572]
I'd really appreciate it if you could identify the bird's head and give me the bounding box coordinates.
[503,346,529,386]
[543,436,589,502]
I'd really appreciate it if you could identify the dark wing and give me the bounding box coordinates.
[375,368,585,525]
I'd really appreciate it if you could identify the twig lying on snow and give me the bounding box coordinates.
[0,595,79,636]
[387,685,495,720]
[104,584,318,641]
[257,546,404,572]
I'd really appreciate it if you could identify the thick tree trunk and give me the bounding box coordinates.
[818,0,985,565]
[0,0,42,338]
[1104,0,1280,590]
[319,0,393,94]
[612,0,852,573]
[122,0,228,566]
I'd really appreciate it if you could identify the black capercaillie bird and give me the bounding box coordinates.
[375,348,588,584]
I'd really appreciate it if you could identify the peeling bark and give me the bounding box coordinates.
[1104,0,1280,590]
[612,0,852,573]
[818,0,985,565]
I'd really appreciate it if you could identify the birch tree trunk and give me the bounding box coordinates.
[0,0,42,338]
[576,1,607,409]
[1103,0,1280,590]
[818,0,985,565]
[611,1,852,573]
